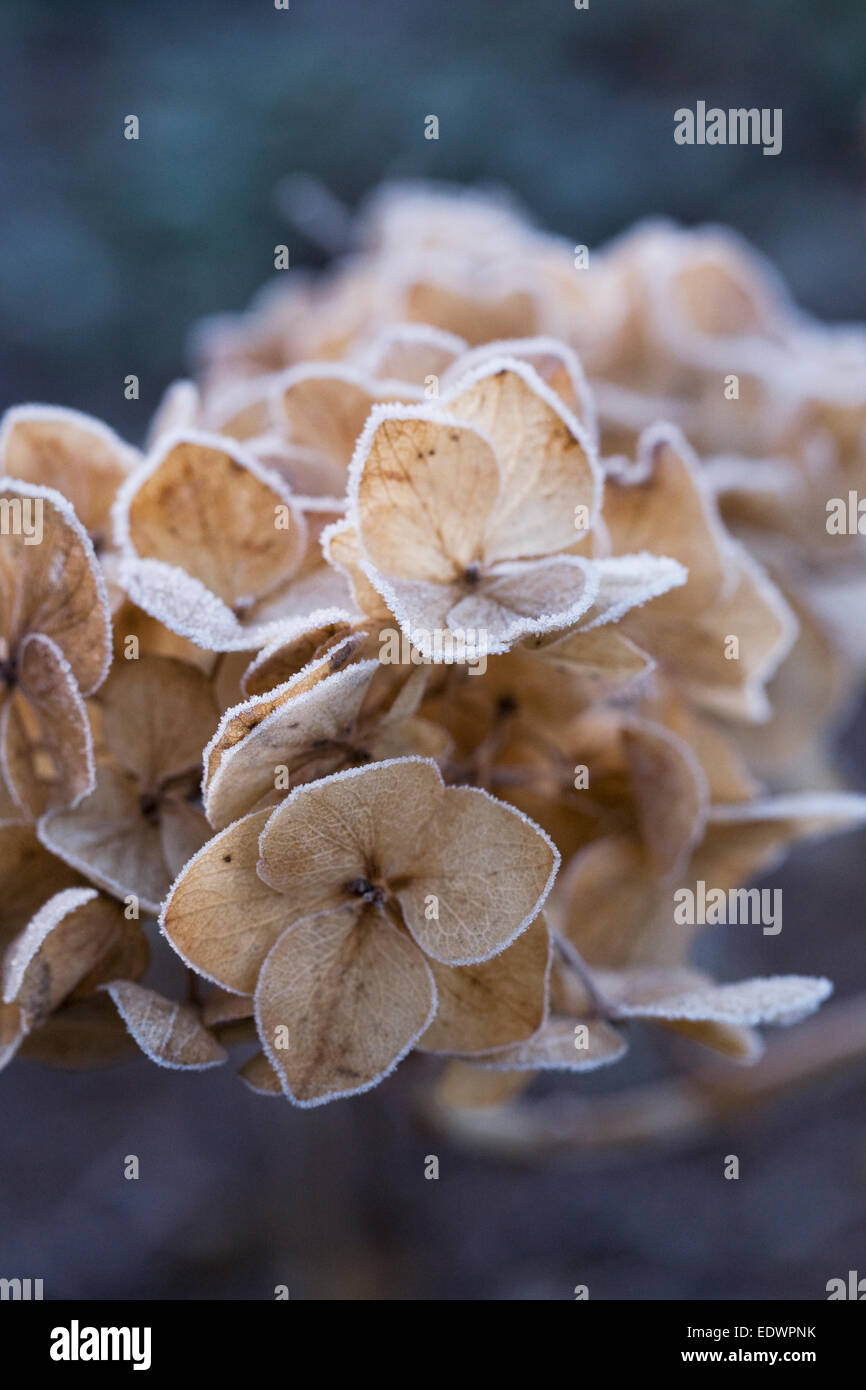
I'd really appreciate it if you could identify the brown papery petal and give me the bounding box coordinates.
[473,1017,628,1072]
[99,654,219,786]
[0,999,23,1069]
[104,980,227,1069]
[444,338,596,435]
[419,914,551,1053]
[614,974,832,1028]
[160,808,288,994]
[203,659,377,831]
[5,635,95,816]
[622,718,709,877]
[202,987,254,1027]
[361,323,465,386]
[239,1049,283,1095]
[396,784,558,965]
[255,902,436,1106]
[122,435,306,606]
[353,413,499,583]
[272,365,386,472]
[3,888,124,1027]
[0,479,111,694]
[559,836,669,970]
[695,792,866,889]
[405,280,537,347]
[444,361,599,561]
[257,756,445,902]
[0,406,137,539]
[322,520,393,622]
[625,546,796,723]
[38,764,171,916]
[604,426,729,613]
[0,820,84,954]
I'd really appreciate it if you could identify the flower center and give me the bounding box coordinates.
[139,792,162,825]
[345,876,387,907]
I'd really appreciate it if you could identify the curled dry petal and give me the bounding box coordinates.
[103,980,227,1070]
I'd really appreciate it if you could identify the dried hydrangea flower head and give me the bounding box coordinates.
[1,180,865,1151]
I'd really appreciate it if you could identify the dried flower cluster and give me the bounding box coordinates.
[2,183,865,1112]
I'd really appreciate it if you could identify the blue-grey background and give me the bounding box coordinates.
[1,0,865,1300]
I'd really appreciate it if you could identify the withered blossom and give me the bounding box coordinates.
[162,757,557,1105]
[1,181,864,1147]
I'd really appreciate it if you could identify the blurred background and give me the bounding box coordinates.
[2,0,866,1299]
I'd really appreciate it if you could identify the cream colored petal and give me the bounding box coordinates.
[271,364,384,472]
[38,764,170,915]
[120,556,297,652]
[99,653,218,786]
[104,980,227,1069]
[321,519,393,622]
[6,634,95,816]
[160,808,286,993]
[445,555,600,653]
[359,323,466,386]
[119,432,306,605]
[695,792,866,887]
[419,914,551,1053]
[203,659,378,831]
[0,406,138,540]
[622,718,709,876]
[625,545,797,722]
[0,820,84,953]
[445,338,596,437]
[3,887,124,1026]
[158,798,212,882]
[352,410,500,582]
[404,279,537,347]
[242,619,361,695]
[474,1017,627,1072]
[0,478,111,693]
[576,553,688,629]
[614,974,832,1028]
[559,836,666,969]
[239,1049,283,1095]
[203,644,363,784]
[146,379,200,448]
[603,425,730,612]
[443,359,600,560]
[396,784,559,965]
[257,756,446,902]
[255,902,436,1106]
